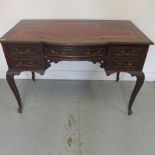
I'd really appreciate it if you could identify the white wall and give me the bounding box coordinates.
[0,0,155,81]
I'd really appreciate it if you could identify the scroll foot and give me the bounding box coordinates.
[128,109,133,115]
[18,107,23,113]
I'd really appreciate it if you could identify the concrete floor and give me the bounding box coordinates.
[0,79,155,155]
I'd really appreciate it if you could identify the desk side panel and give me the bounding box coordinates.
[1,43,47,72]
[105,44,149,73]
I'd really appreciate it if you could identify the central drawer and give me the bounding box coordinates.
[44,45,108,59]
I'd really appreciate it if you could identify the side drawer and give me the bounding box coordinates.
[12,58,44,69]
[2,43,46,70]
[7,43,42,58]
[109,59,140,70]
[105,45,149,71]
[109,45,148,57]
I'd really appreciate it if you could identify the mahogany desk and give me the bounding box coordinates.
[0,20,153,115]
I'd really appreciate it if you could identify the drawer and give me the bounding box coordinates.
[7,43,42,57]
[12,58,44,69]
[109,45,147,57]
[44,45,107,58]
[108,59,141,70]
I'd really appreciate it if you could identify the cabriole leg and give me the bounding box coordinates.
[128,72,145,115]
[6,70,22,113]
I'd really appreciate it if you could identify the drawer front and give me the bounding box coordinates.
[109,45,147,57]
[105,45,149,71]
[44,45,107,58]
[2,43,46,70]
[12,58,44,69]
[7,43,42,57]
[109,59,140,70]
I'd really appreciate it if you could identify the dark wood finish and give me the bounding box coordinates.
[0,20,154,115]
[128,71,145,115]
[116,72,120,82]
[32,72,35,81]
[6,70,22,113]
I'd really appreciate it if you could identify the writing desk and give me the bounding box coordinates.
[0,20,153,115]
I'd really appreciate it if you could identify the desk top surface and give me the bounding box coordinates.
[0,20,153,45]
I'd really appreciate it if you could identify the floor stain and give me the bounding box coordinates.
[68,114,77,129]
[65,114,79,148]
[67,137,73,147]
[68,119,72,128]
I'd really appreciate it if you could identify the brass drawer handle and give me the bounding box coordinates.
[86,50,104,56]
[117,62,133,66]
[128,62,132,66]
[18,61,23,65]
